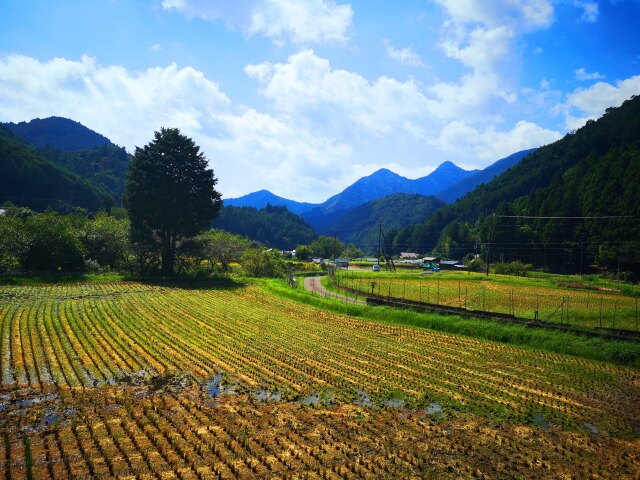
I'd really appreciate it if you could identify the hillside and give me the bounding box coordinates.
[436,149,536,203]
[39,144,131,200]
[0,125,110,212]
[3,116,114,151]
[393,95,640,272]
[213,204,316,249]
[327,193,444,253]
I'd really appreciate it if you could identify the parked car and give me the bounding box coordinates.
[372,265,381,272]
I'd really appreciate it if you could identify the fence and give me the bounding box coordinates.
[332,270,640,333]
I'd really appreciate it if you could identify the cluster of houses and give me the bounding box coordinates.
[398,252,466,270]
[309,252,466,271]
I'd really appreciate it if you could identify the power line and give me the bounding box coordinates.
[497,215,639,220]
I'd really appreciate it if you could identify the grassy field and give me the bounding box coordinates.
[1,280,639,478]
[334,269,640,331]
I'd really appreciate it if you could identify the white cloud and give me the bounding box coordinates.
[573,1,599,22]
[0,54,230,150]
[434,0,554,29]
[384,40,425,67]
[436,120,561,160]
[575,67,605,81]
[245,49,436,133]
[0,53,353,202]
[557,75,640,130]
[161,0,353,45]
[430,1,555,120]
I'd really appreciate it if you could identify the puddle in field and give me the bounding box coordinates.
[584,422,603,436]
[43,412,59,424]
[383,398,405,409]
[303,393,321,406]
[206,374,223,396]
[532,415,550,430]
[14,393,58,408]
[255,390,282,402]
[426,403,442,416]
[354,390,373,407]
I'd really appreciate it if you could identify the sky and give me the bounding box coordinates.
[1,1,639,202]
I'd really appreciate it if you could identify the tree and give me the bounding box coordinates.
[241,248,287,277]
[81,213,130,270]
[342,244,365,259]
[123,128,222,275]
[185,229,252,272]
[310,236,344,259]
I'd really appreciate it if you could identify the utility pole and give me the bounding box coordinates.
[377,223,382,267]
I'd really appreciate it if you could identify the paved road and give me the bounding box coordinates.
[303,276,366,305]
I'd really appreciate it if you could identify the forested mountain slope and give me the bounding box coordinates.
[392,95,640,273]
[0,126,109,212]
[213,204,317,250]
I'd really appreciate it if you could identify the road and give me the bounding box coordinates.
[303,276,366,305]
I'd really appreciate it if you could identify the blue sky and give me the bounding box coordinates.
[1,0,639,202]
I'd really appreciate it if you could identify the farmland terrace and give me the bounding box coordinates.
[0,280,639,478]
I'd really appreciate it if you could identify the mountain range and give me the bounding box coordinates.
[226,149,536,236]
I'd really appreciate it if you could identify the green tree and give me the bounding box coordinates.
[342,244,365,259]
[123,128,222,275]
[81,213,130,270]
[189,229,252,272]
[310,236,344,259]
[21,212,85,271]
[241,248,286,277]
[295,244,313,261]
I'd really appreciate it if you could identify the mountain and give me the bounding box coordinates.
[212,204,317,250]
[224,153,531,231]
[224,189,315,215]
[2,116,131,203]
[3,117,114,151]
[326,193,445,253]
[0,125,109,212]
[436,149,536,203]
[392,95,640,273]
[39,144,131,201]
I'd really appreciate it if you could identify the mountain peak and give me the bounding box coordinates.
[3,116,115,152]
[433,160,465,173]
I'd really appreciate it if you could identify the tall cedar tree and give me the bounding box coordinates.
[124,128,222,275]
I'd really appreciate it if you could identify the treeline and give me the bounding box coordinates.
[0,206,288,277]
[389,95,640,277]
[213,204,317,250]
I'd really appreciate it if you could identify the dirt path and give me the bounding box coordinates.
[303,276,366,305]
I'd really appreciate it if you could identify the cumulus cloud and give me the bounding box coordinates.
[575,67,605,81]
[436,119,561,160]
[384,40,424,67]
[556,75,640,130]
[0,54,230,150]
[161,0,353,45]
[245,49,436,133]
[430,0,555,119]
[0,53,353,201]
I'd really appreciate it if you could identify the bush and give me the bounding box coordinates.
[493,260,532,276]
[22,212,85,271]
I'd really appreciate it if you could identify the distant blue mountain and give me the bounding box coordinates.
[224,189,316,215]
[436,149,537,203]
[224,150,535,232]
